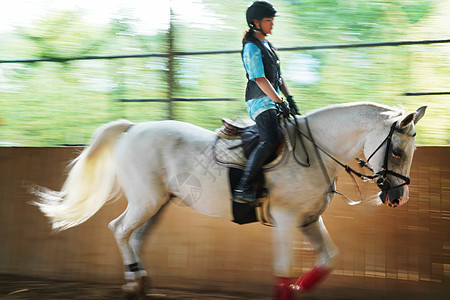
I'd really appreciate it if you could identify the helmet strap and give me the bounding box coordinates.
[250,20,267,36]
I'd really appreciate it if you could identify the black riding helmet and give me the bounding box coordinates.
[246,1,277,35]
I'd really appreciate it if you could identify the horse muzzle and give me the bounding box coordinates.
[376,170,411,208]
[379,181,409,207]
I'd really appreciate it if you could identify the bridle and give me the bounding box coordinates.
[286,116,415,197]
[359,121,414,192]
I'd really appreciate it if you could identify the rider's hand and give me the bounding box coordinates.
[286,95,299,115]
[277,101,290,118]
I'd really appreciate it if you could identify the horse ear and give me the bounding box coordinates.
[400,112,416,128]
[399,106,427,128]
[414,106,427,124]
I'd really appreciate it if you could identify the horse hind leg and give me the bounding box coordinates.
[129,202,168,268]
[108,185,168,296]
[127,202,168,294]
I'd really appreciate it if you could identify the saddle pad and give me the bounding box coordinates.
[212,135,289,171]
[232,202,257,225]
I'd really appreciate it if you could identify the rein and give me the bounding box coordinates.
[284,115,413,204]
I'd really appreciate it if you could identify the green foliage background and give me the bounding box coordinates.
[0,0,449,146]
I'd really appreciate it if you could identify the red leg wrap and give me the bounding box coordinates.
[294,264,332,293]
[273,277,295,300]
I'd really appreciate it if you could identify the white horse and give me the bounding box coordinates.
[33,102,425,299]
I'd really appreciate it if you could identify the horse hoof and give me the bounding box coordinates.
[274,277,295,300]
[122,281,140,295]
[295,264,332,293]
[122,276,151,298]
[139,276,151,294]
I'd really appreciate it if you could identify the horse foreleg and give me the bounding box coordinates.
[294,216,339,294]
[271,210,298,300]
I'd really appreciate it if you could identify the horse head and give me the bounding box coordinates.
[365,106,426,208]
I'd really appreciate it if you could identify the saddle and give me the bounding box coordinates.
[214,118,286,169]
[218,118,249,138]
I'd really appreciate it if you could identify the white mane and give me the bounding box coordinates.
[306,101,405,120]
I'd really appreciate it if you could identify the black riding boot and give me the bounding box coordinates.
[233,141,275,203]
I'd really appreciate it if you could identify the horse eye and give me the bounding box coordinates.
[392,148,402,159]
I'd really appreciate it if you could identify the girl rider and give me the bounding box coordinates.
[234,0,299,203]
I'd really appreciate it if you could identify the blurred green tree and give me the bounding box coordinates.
[0,1,448,146]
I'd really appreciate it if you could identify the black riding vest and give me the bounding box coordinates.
[242,36,281,101]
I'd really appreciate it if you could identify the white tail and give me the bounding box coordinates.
[33,119,134,231]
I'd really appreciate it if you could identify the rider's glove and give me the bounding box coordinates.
[286,95,299,115]
[277,101,290,118]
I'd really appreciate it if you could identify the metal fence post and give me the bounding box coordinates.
[167,7,175,120]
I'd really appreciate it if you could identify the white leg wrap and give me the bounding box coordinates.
[124,270,148,281]
[125,271,140,281]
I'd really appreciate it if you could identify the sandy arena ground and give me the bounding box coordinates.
[1,274,448,300]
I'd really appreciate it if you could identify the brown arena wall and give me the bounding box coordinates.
[0,146,448,296]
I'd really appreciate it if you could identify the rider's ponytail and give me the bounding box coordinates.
[242,28,255,45]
